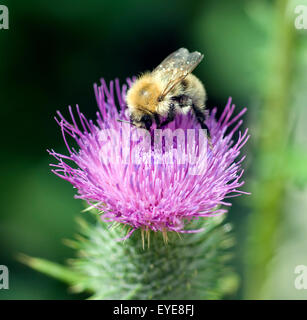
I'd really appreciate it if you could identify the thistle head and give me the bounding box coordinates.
[49,78,249,240]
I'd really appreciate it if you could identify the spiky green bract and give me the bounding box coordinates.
[59,213,237,300]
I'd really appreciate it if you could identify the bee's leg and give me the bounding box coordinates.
[191,104,208,130]
[154,113,161,129]
[192,104,213,149]
[160,103,176,127]
[141,114,153,131]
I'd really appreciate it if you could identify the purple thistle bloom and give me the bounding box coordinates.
[49,78,249,237]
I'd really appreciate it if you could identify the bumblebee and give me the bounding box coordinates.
[125,48,207,131]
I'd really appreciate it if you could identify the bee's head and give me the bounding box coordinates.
[126,74,161,113]
[130,113,153,131]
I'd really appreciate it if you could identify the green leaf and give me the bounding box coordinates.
[17,253,89,290]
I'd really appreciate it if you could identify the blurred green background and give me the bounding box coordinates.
[1,0,307,299]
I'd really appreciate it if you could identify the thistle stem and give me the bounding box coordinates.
[245,0,295,299]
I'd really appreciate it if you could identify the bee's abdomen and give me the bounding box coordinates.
[183,74,206,110]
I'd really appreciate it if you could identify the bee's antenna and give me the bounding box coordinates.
[117,119,132,125]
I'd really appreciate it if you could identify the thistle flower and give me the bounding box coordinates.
[24,78,249,299]
[49,78,249,239]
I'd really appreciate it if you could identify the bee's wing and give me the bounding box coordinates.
[153,48,204,99]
